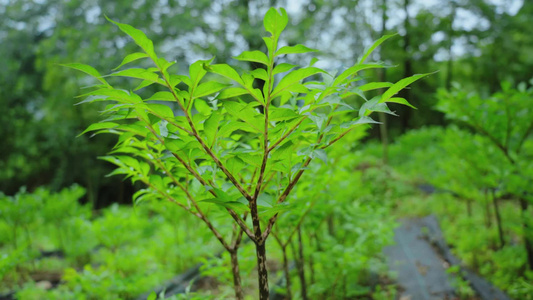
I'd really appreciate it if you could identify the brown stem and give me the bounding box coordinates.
[267,117,307,153]
[145,121,255,242]
[190,126,253,201]
[262,157,313,241]
[230,249,244,300]
[255,241,270,300]
[170,152,255,240]
[281,243,293,299]
[297,227,308,300]
[156,60,253,202]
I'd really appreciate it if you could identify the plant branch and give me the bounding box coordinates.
[140,177,230,250]
[268,117,307,153]
[321,127,354,150]
[154,59,254,202]
[143,118,256,241]
[150,153,233,251]
[517,121,533,155]
[261,156,313,241]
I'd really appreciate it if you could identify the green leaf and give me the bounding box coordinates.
[202,199,249,213]
[81,89,141,104]
[116,123,150,137]
[333,64,384,87]
[106,17,157,60]
[312,149,328,164]
[218,120,259,137]
[134,80,155,91]
[109,68,160,83]
[157,57,175,72]
[251,69,268,81]
[379,72,435,103]
[257,194,274,207]
[133,189,151,206]
[340,116,380,128]
[262,36,275,57]
[204,111,223,147]
[62,63,110,86]
[276,44,318,56]
[208,64,244,85]
[259,202,292,218]
[226,156,246,175]
[147,174,161,189]
[237,153,262,167]
[270,107,300,122]
[193,81,229,99]
[74,95,110,105]
[218,87,249,99]
[273,63,297,75]
[147,291,157,300]
[145,103,174,119]
[113,52,149,70]
[224,101,263,132]
[146,91,175,102]
[202,188,249,213]
[309,113,327,131]
[78,122,119,137]
[358,82,393,92]
[194,99,211,115]
[271,141,295,161]
[386,97,417,109]
[158,120,169,137]
[234,50,269,66]
[359,34,397,64]
[272,67,324,97]
[175,75,192,87]
[189,59,212,88]
[168,74,182,87]
[359,97,397,117]
[263,7,288,38]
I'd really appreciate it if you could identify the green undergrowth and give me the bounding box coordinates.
[0,187,218,299]
[366,125,533,300]
[0,145,402,299]
[1,146,403,299]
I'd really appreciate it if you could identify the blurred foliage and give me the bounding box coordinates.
[1,0,532,299]
[1,134,400,298]
[0,186,220,299]
[1,0,532,203]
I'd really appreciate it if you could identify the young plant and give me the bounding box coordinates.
[66,7,429,299]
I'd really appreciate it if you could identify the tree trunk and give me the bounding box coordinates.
[491,190,505,249]
[308,247,315,285]
[378,0,389,164]
[327,215,335,237]
[401,0,413,132]
[255,241,270,300]
[229,249,244,300]
[519,198,533,270]
[281,245,292,300]
[296,227,308,300]
[445,1,456,89]
[484,189,493,229]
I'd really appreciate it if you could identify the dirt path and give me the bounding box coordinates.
[384,215,511,300]
[384,217,456,300]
